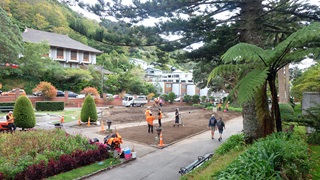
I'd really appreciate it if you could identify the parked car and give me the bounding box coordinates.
[76,94,85,98]
[33,91,43,96]
[56,90,65,97]
[0,90,2,96]
[2,89,26,96]
[67,91,78,98]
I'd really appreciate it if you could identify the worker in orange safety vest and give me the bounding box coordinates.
[146,113,156,133]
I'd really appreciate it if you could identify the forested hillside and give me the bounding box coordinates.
[0,0,181,95]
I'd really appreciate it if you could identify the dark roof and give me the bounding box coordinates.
[22,29,102,54]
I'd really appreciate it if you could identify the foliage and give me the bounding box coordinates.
[215,134,246,155]
[0,7,23,65]
[13,96,36,129]
[0,129,107,179]
[308,132,320,145]
[47,158,120,180]
[183,95,191,103]
[209,23,320,136]
[81,87,99,97]
[215,132,309,179]
[191,95,200,104]
[35,102,64,111]
[80,95,98,122]
[291,64,320,100]
[33,81,57,100]
[309,145,320,179]
[279,103,295,121]
[167,92,176,104]
[147,93,155,102]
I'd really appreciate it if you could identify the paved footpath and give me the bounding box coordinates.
[87,115,243,180]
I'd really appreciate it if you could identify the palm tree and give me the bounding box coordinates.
[209,22,320,136]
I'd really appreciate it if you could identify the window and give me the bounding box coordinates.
[71,50,77,60]
[166,84,172,88]
[83,52,89,61]
[57,48,64,59]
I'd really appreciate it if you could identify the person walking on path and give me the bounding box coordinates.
[158,108,163,127]
[217,117,226,141]
[146,113,156,133]
[208,114,217,139]
[173,108,180,127]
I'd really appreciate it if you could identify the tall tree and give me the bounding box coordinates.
[79,0,320,142]
[0,7,23,64]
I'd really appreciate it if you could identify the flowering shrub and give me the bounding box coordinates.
[33,81,57,100]
[81,87,99,97]
[0,129,109,179]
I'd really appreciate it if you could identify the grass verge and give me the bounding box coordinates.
[47,158,121,180]
[310,145,320,179]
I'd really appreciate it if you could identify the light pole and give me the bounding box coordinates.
[101,61,106,98]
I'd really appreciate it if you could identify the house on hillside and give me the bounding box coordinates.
[22,29,102,68]
[129,58,148,70]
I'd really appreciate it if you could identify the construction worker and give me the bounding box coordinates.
[158,108,163,127]
[60,115,65,127]
[6,111,16,133]
[173,108,180,127]
[145,107,152,120]
[146,113,156,133]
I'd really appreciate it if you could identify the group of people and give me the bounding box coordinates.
[208,114,226,141]
[145,107,163,133]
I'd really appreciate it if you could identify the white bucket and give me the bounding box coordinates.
[131,151,137,158]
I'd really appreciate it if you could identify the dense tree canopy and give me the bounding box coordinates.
[0,7,23,65]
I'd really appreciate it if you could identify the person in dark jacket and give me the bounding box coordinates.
[208,114,217,139]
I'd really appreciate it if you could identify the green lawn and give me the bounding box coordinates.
[48,158,121,180]
[310,145,320,179]
[0,108,81,123]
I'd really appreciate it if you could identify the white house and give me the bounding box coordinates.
[22,29,102,68]
[129,58,148,70]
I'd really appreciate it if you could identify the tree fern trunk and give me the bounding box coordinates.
[269,76,282,132]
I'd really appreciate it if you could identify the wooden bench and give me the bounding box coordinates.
[0,106,14,112]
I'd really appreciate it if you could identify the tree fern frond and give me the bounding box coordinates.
[236,68,269,104]
[269,22,320,63]
[207,64,255,85]
[221,43,265,63]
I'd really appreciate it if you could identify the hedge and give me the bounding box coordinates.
[35,101,64,111]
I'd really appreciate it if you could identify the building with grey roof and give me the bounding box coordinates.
[22,29,102,68]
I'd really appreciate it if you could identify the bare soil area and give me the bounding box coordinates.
[95,105,241,146]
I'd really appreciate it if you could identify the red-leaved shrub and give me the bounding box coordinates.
[13,144,109,179]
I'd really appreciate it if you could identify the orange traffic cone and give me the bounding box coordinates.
[87,117,91,127]
[158,132,164,147]
[78,117,81,125]
[100,120,105,132]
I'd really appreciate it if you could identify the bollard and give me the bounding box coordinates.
[87,117,91,127]
[100,120,105,131]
